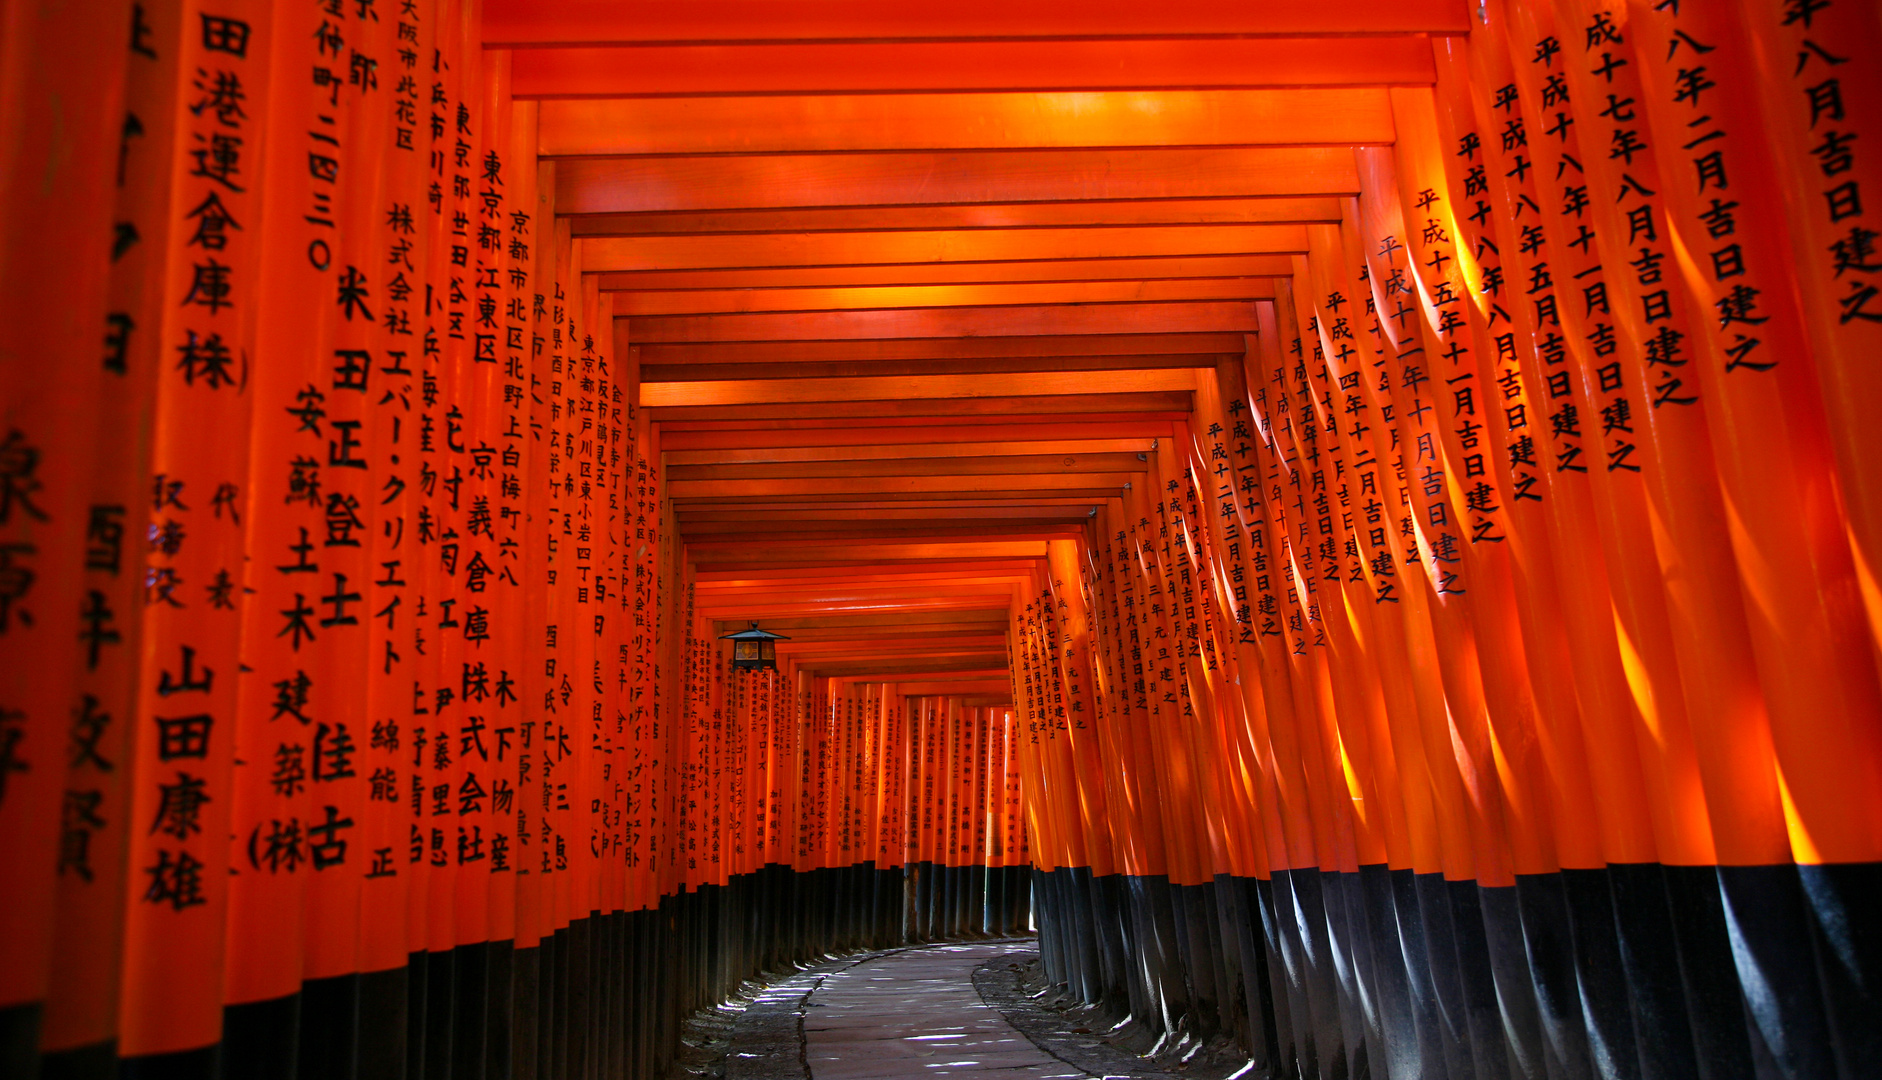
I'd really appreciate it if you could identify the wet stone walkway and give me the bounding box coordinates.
[711,942,1174,1080]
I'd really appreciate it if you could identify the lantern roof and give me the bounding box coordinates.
[720,622,791,642]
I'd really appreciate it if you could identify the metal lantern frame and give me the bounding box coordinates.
[720,621,790,671]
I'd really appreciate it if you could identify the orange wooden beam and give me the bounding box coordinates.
[483,0,1470,44]
[746,611,1012,631]
[668,454,1148,480]
[538,90,1392,156]
[687,541,1049,563]
[511,38,1434,97]
[894,680,1012,697]
[669,473,1142,498]
[612,278,1275,316]
[554,148,1358,214]
[664,436,1155,464]
[580,225,1308,272]
[642,369,1198,406]
[646,392,1192,421]
[643,354,1230,384]
[637,334,1239,367]
[596,257,1296,292]
[571,201,1336,238]
[630,305,1257,344]
[697,560,1043,585]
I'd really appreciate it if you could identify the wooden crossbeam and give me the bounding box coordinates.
[636,334,1239,367]
[664,436,1156,464]
[597,257,1295,292]
[668,454,1147,480]
[669,473,1142,498]
[630,304,1257,344]
[484,0,1470,45]
[642,353,1230,383]
[581,225,1307,272]
[554,148,1358,213]
[538,90,1392,156]
[641,369,1198,406]
[511,38,1433,97]
[614,278,1275,317]
[571,201,1337,238]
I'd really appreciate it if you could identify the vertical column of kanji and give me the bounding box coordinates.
[403,0,449,1038]
[1348,172,1526,910]
[1387,90,1566,920]
[115,2,269,1070]
[1241,306,1345,881]
[474,47,523,956]
[600,311,627,931]
[227,0,344,1051]
[1521,0,1735,879]
[515,152,552,1019]
[1453,19,1665,1071]
[1731,0,1882,674]
[906,695,930,934]
[1235,302,1396,884]
[1634,2,1882,1073]
[1170,435,1265,895]
[1289,226,1467,1078]
[1435,25,1617,891]
[503,87,541,967]
[1106,493,1181,915]
[536,218,569,967]
[39,0,163,1065]
[1123,479,1210,910]
[591,289,617,926]
[1004,706,1025,926]
[707,635,726,891]
[1077,522,1165,896]
[298,5,392,1048]
[417,0,465,1010]
[1044,542,1118,886]
[358,0,432,1021]
[444,10,496,965]
[1538,5,1805,1067]
[627,372,658,916]
[547,217,582,962]
[1243,291,1388,1072]
[1489,0,1683,902]
[879,687,904,878]
[1220,336,1322,895]
[0,0,128,1056]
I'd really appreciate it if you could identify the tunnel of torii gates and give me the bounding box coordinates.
[4,0,1882,1078]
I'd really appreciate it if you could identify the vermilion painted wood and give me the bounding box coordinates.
[571,202,1336,237]
[665,437,1154,463]
[554,148,1358,213]
[598,258,1295,292]
[644,355,1225,385]
[637,334,1239,365]
[482,0,1470,44]
[581,225,1308,271]
[513,40,1432,98]
[649,397,1192,423]
[669,473,1142,499]
[633,307,1256,345]
[614,278,1275,316]
[657,420,1178,447]
[668,453,1149,479]
[643,369,1199,405]
[697,559,1044,583]
[537,89,1392,155]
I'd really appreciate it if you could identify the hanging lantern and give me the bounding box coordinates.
[721,622,789,672]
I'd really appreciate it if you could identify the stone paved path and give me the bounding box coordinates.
[723,942,1103,1080]
[805,943,1094,1080]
